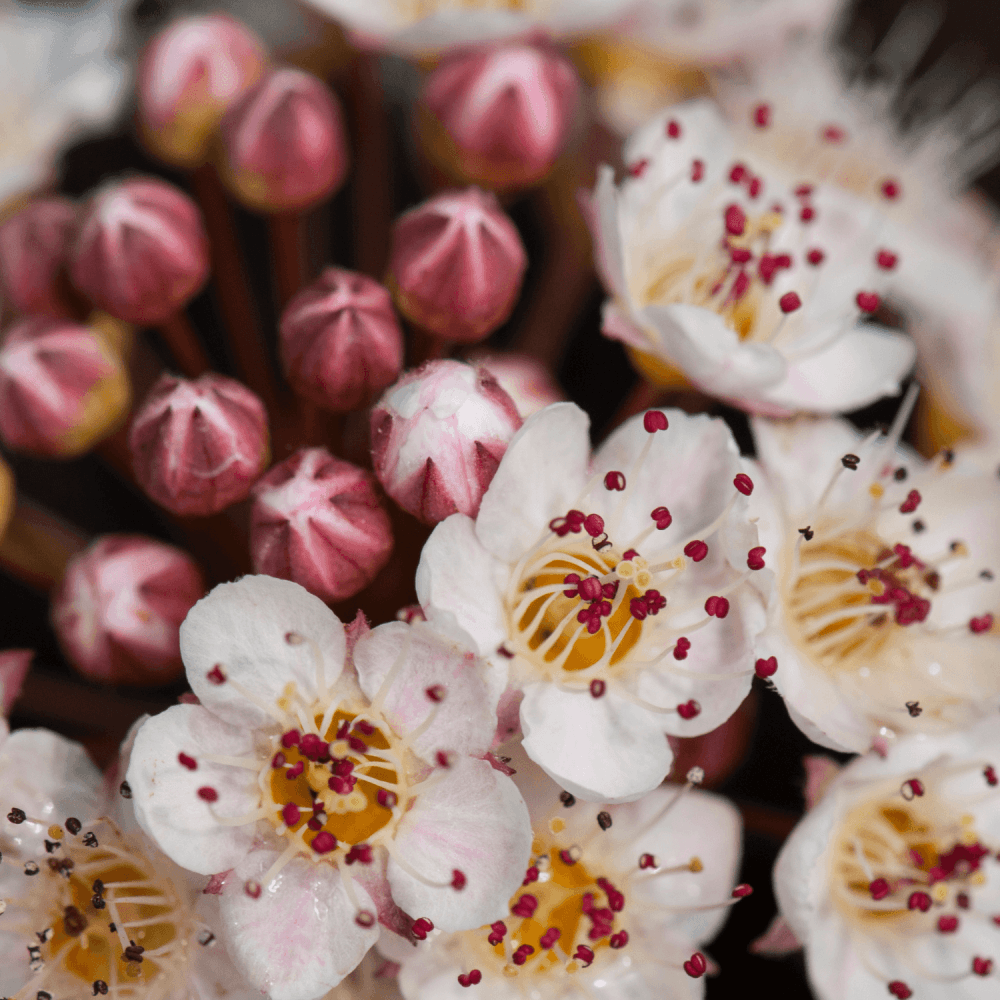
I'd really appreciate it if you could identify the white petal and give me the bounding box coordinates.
[219,850,378,1000]
[475,403,591,563]
[519,682,673,803]
[416,514,507,658]
[388,755,531,932]
[126,704,259,875]
[353,620,497,759]
[182,575,346,729]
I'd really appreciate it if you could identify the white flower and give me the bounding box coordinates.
[125,575,532,1000]
[749,407,1000,753]
[0,0,127,207]
[417,402,766,804]
[299,0,635,54]
[383,745,744,1000]
[589,99,916,416]
[0,727,259,1000]
[776,718,1000,1000]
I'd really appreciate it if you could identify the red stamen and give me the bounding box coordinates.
[725,204,746,236]
[643,410,668,433]
[747,546,766,570]
[673,637,691,660]
[704,596,729,619]
[604,470,626,491]
[753,103,771,127]
[856,291,880,313]
[684,539,708,562]
[683,952,708,978]
[177,753,197,770]
[779,291,802,313]
[666,119,681,139]
[806,248,825,266]
[197,787,218,803]
[755,656,777,678]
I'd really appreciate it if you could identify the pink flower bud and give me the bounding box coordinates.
[0,649,32,717]
[250,447,393,603]
[279,268,404,412]
[371,360,521,524]
[219,67,350,213]
[137,14,268,168]
[128,373,269,516]
[0,196,78,318]
[388,189,527,344]
[69,177,210,325]
[51,534,204,685]
[420,41,579,191]
[0,317,130,457]
[467,352,565,418]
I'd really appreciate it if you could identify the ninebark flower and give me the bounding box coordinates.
[417,402,766,803]
[750,405,1000,753]
[126,576,532,1000]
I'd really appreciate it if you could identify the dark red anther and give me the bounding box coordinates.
[985,766,998,786]
[799,206,815,223]
[345,844,373,865]
[178,753,197,770]
[876,249,898,270]
[307,817,323,831]
[436,750,453,768]
[354,721,376,736]
[299,733,329,760]
[604,470,626,491]
[590,679,606,698]
[488,920,507,944]
[856,291,880,313]
[970,614,994,634]
[747,176,762,199]
[559,849,577,866]
[512,944,535,966]
[609,930,629,949]
[673,637,691,660]
[451,869,467,890]
[644,589,666,615]
[627,158,649,179]
[639,852,656,869]
[677,700,701,720]
[733,472,754,495]
[753,102,771,127]
[562,573,582,598]
[794,183,813,198]
[328,775,352,794]
[411,917,434,940]
[779,291,802,313]
[755,656,777,678]
[522,866,539,885]
[705,596,729,618]
[602,581,619,600]
[336,720,351,739]
[457,970,482,987]
[244,880,261,899]
[630,597,649,621]
[539,927,561,949]
[880,179,901,200]
[281,803,300,826]
[902,779,924,799]
[310,831,336,854]
[280,729,301,748]
[584,513,605,538]
[206,665,226,684]
[731,247,752,265]
[937,915,959,933]
[821,124,846,143]
[729,163,747,183]
[683,952,708,978]
[747,547,766,570]
[574,945,595,967]
[425,684,446,703]
[898,490,921,514]
[578,576,603,602]
[651,505,672,530]
[806,248,825,266]
[684,539,708,562]
[869,878,890,900]
[691,159,705,182]
[271,752,286,769]
[731,270,750,301]
[725,204,746,236]
[731,884,753,898]
[643,410,668,433]
[333,759,355,776]
[285,761,304,779]
[511,894,538,918]
[346,736,367,754]
[887,983,912,999]
[973,957,994,976]
[666,119,681,139]
[907,891,931,912]
[197,787,218,803]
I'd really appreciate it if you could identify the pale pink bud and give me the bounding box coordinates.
[279,267,404,411]
[129,373,269,516]
[371,360,521,524]
[250,447,393,603]
[468,351,566,418]
[0,649,31,716]
[388,188,527,344]
[219,67,350,213]
[137,14,268,168]
[421,41,580,191]
[0,196,78,318]
[0,318,130,457]
[69,177,210,325]
[51,534,204,685]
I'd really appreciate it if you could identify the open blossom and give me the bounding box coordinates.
[749,408,1000,753]
[0,728,260,1000]
[417,403,766,803]
[589,99,915,415]
[300,0,635,54]
[385,745,744,999]
[776,718,1000,1000]
[126,576,532,1000]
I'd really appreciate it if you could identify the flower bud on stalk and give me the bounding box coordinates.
[0,318,130,457]
[250,447,393,603]
[68,177,211,325]
[136,13,268,169]
[51,534,204,685]
[128,373,269,517]
[279,268,404,412]
[419,40,580,192]
[0,196,79,318]
[387,188,527,345]
[218,67,349,213]
[371,360,521,524]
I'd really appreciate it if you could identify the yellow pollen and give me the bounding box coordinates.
[689,856,703,872]
[47,825,64,840]
[931,883,949,902]
[549,818,566,834]
[869,483,885,499]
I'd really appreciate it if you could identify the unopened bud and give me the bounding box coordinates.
[467,352,565,418]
